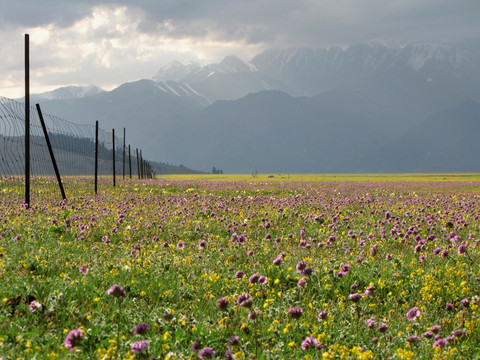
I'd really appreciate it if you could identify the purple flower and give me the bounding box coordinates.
[133,323,150,335]
[64,328,85,351]
[348,293,362,303]
[297,278,307,288]
[317,310,328,322]
[131,340,149,354]
[198,240,207,249]
[107,284,126,299]
[224,350,235,359]
[423,330,434,339]
[451,328,465,337]
[192,340,202,352]
[78,263,89,276]
[217,297,229,310]
[303,267,315,276]
[288,307,303,319]
[365,319,376,329]
[342,264,351,272]
[407,336,421,343]
[29,300,42,314]
[258,276,268,285]
[370,337,379,343]
[249,273,260,284]
[430,325,442,333]
[248,309,262,320]
[177,241,185,249]
[406,307,421,321]
[272,257,283,265]
[301,336,320,351]
[296,261,308,274]
[237,293,253,308]
[365,285,375,297]
[198,347,215,358]
[235,271,245,280]
[227,335,239,348]
[446,302,454,310]
[457,242,469,255]
[433,338,447,348]
[377,323,388,333]
[461,298,470,308]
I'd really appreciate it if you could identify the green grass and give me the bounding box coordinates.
[156,173,480,183]
[0,176,479,359]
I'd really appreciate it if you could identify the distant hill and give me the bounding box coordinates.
[361,99,480,172]
[21,39,480,173]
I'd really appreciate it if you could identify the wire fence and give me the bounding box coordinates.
[0,95,155,204]
[0,95,145,178]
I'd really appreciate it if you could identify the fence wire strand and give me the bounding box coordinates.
[0,96,139,178]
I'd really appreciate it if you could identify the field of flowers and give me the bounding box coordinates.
[1,176,480,359]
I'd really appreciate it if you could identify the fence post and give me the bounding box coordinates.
[112,129,116,187]
[94,121,98,194]
[24,34,30,208]
[122,128,125,179]
[136,148,140,179]
[128,145,132,179]
[140,150,144,179]
[36,104,66,200]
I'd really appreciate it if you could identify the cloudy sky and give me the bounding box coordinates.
[1,0,479,98]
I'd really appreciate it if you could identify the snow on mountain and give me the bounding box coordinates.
[31,85,104,101]
[250,39,480,95]
[153,61,201,82]
[154,80,211,106]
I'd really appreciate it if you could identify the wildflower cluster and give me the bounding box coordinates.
[0,177,479,358]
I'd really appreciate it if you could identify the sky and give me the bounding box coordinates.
[1,0,480,98]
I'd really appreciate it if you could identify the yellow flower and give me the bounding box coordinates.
[396,348,415,360]
[47,351,59,359]
[234,352,245,360]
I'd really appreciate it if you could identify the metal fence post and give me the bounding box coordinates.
[36,104,66,200]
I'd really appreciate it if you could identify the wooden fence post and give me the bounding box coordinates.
[94,121,98,194]
[112,129,116,187]
[122,128,126,179]
[24,34,30,208]
[36,104,66,200]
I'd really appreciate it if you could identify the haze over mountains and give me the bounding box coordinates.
[28,39,480,173]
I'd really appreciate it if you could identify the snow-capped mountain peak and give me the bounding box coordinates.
[32,85,104,101]
[153,61,201,82]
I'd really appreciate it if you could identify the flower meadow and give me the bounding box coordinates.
[1,176,480,359]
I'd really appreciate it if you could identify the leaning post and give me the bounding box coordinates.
[36,104,67,200]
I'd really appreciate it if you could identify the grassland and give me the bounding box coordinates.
[1,175,479,359]
[157,173,480,183]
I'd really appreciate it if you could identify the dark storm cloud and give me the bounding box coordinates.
[1,0,480,98]
[2,0,480,46]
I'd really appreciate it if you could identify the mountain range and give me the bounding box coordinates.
[23,39,480,173]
